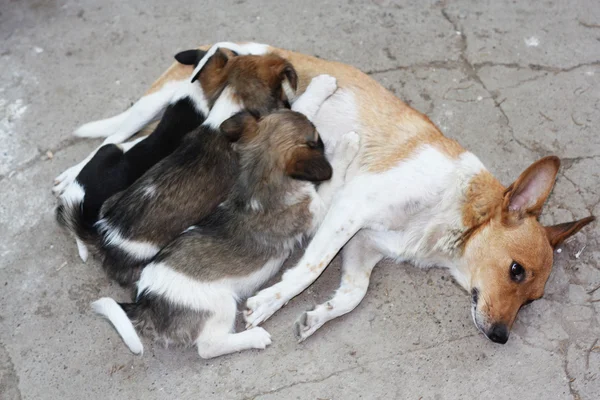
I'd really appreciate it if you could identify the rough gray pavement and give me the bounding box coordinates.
[1,0,599,399]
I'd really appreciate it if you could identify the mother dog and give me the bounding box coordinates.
[59,42,594,345]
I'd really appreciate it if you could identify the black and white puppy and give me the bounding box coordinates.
[92,104,360,358]
[55,48,232,262]
[93,58,332,287]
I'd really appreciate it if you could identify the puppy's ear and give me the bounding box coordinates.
[191,49,229,83]
[286,148,332,182]
[545,216,595,248]
[278,63,298,91]
[220,111,260,142]
[174,49,207,66]
[502,156,560,223]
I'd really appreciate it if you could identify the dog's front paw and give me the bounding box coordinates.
[244,290,285,329]
[309,74,337,98]
[52,164,83,195]
[293,310,324,342]
[245,327,273,350]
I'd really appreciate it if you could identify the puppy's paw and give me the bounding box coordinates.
[76,238,89,262]
[244,290,284,329]
[246,327,272,350]
[293,310,323,342]
[309,74,337,98]
[338,131,360,157]
[52,164,83,195]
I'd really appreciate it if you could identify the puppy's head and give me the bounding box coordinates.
[460,157,595,344]
[220,110,332,183]
[179,48,297,113]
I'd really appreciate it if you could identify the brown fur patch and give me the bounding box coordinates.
[269,48,465,171]
[462,171,505,228]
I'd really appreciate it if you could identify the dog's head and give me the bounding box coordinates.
[459,156,595,343]
[220,110,332,183]
[176,48,297,113]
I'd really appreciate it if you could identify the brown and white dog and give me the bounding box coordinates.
[62,42,594,344]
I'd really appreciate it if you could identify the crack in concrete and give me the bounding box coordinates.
[561,341,582,400]
[440,8,543,157]
[365,60,461,76]
[559,171,598,217]
[473,61,600,75]
[245,334,476,399]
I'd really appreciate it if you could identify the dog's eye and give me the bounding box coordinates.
[510,261,525,283]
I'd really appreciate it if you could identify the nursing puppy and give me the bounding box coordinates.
[94,63,336,287]
[56,49,217,262]
[92,110,359,358]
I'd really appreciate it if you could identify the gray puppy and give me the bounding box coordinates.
[93,86,360,358]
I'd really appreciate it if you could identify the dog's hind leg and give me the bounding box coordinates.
[196,294,272,359]
[293,231,383,341]
[53,82,183,194]
[73,81,183,138]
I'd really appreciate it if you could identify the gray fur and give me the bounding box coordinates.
[128,110,330,349]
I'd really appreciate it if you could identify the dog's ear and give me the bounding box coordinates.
[220,111,260,142]
[502,156,560,223]
[191,49,229,83]
[545,216,595,248]
[274,62,298,92]
[174,49,208,66]
[286,147,332,182]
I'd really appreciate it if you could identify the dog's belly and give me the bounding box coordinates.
[312,89,359,161]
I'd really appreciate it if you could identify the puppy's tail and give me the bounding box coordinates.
[92,297,144,355]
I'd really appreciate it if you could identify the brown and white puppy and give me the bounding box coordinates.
[92,110,360,358]
[90,50,309,286]
[70,42,594,345]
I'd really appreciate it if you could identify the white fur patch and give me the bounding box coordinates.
[311,89,359,158]
[282,80,297,103]
[142,185,156,199]
[170,80,210,116]
[96,220,160,260]
[60,181,85,207]
[138,254,288,313]
[203,87,242,129]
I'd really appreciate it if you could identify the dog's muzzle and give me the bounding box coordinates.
[470,288,510,344]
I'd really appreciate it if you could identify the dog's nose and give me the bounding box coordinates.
[487,324,509,344]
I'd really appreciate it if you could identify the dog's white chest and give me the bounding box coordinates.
[352,148,485,268]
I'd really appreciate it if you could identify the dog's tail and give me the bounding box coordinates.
[92,297,144,355]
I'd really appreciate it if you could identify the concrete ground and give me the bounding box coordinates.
[1,0,599,398]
